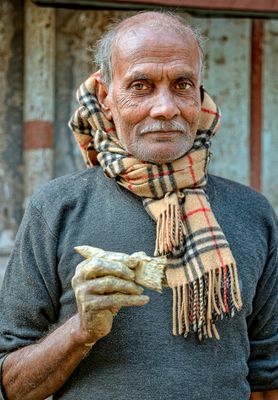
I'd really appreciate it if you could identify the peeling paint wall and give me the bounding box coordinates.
[0,2,277,275]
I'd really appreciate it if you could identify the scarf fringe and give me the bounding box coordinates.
[154,195,186,256]
[172,265,242,340]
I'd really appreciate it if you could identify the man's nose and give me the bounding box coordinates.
[150,90,180,120]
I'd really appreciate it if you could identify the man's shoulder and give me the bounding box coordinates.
[208,174,276,218]
[208,173,260,195]
[29,167,104,209]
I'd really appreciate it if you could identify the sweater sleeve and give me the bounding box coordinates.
[0,200,61,397]
[247,209,278,391]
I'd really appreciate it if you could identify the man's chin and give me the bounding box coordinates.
[125,138,194,163]
[139,150,189,164]
[139,144,192,164]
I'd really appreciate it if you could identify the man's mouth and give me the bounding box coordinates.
[143,130,183,140]
[139,121,187,136]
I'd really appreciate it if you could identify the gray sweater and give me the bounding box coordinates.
[0,167,277,399]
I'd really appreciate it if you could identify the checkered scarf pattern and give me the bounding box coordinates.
[69,72,242,340]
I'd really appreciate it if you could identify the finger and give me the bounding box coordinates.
[110,306,121,317]
[82,293,150,311]
[82,276,144,295]
[72,259,91,288]
[75,246,131,263]
[77,257,136,281]
[72,258,136,289]
[74,246,139,269]
[75,246,106,259]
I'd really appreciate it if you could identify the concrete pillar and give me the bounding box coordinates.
[23,0,55,203]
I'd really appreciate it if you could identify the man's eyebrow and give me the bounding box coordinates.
[174,72,195,80]
[126,70,196,81]
[125,71,150,81]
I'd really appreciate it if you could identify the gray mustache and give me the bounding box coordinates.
[139,121,187,134]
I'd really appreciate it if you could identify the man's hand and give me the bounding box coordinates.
[71,246,150,344]
[2,247,164,400]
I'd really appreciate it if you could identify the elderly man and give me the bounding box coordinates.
[0,11,277,400]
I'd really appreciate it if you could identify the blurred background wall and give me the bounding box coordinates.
[0,0,277,282]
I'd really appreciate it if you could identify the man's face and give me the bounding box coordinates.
[104,27,202,163]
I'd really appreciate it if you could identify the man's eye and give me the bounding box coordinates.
[131,82,148,90]
[175,81,192,90]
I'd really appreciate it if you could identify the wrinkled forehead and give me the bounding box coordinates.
[111,22,202,78]
[112,20,201,67]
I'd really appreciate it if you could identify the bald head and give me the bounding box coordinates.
[114,12,198,40]
[94,11,204,87]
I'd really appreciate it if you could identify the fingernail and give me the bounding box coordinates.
[74,246,89,258]
[141,295,150,304]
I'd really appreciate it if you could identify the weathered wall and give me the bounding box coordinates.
[262,20,278,214]
[0,0,24,257]
[191,17,251,185]
[54,9,135,176]
[0,2,277,279]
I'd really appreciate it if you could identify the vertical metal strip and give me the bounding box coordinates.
[250,19,264,191]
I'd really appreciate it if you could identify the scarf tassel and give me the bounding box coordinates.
[154,200,186,256]
[172,265,242,340]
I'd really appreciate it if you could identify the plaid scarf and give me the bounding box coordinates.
[69,72,242,340]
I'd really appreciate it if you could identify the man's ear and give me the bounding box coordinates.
[95,77,113,121]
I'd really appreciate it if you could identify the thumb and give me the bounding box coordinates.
[74,246,105,259]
